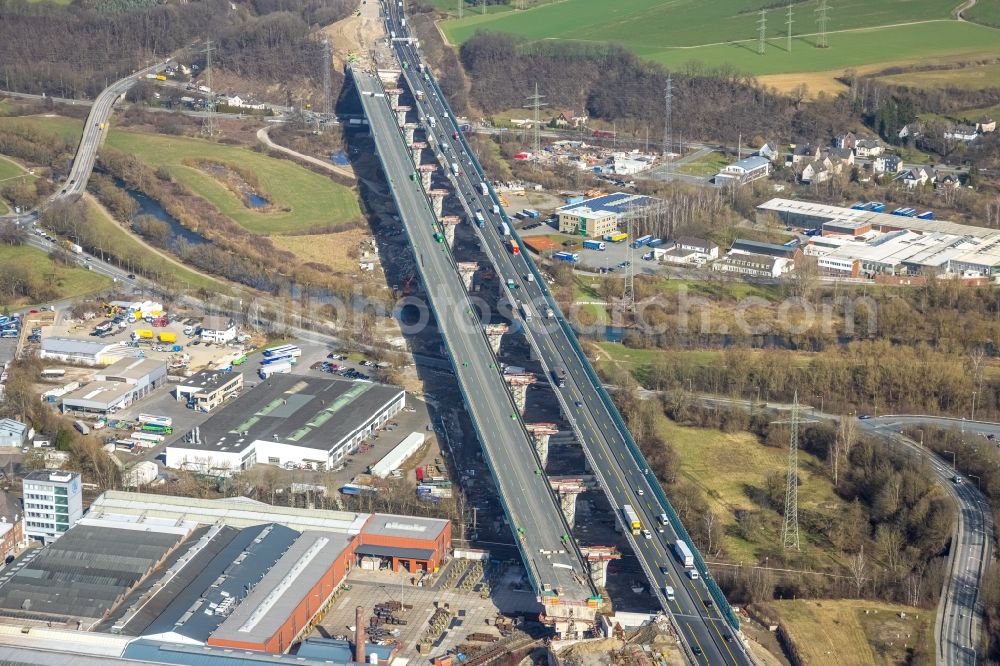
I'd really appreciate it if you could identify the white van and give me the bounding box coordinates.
[664,585,675,601]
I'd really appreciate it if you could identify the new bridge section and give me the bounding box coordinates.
[350,65,599,633]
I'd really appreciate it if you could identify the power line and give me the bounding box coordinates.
[201,39,216,137]
[757,9,767,56]
[662,73,672,158]
[523,82,547,159]
[786,2,794,52]
[815,0,830,49]
[321,39,332,116]
[772,392,818,551]
[623,209,635,312]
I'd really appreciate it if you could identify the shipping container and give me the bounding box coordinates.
[631,234,653,249]
[648,238,664,248]
[603,232,628,243]
[74,420,90,435]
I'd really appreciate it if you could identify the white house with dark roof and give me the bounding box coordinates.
[199,315,237,343]
[714,155,771,186]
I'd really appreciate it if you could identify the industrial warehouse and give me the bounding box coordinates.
[557,191,661,238]
[0,492,451,663]
[166,374,406,474]
[757,198,1000,278]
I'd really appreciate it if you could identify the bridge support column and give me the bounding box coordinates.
[429,190,447,218]
[503,373,536,414]
[393,105,411,127]
[404,123,418,144]
[385,87,403,107]
[484,324,508,355]
[440,216,460,248]
[419,165,436,190]
[410,141,427,166]
[457,262,478,291]
[580,546,621,589]
[528,424,558,469]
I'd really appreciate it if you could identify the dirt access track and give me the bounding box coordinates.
[321,0,385,71]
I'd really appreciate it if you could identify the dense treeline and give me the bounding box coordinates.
[458,32,848,145]
[0,0,356,98]
[0,121,75,176]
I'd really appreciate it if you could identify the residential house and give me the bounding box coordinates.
[833,132,857,150]
[555,111,588,129]
[199,315,237,343]
[676,237,719,260]
[854,139,884,158]
[0,491,24,562]
[755,142,782,163]
[977,116,996,134]
[712,254,793,278]
[899,123,921,141]
[898,166,935,189]
[800,161,831,184]
[823,147,855,165]
[788,144,820,165]
[714,155,772,186]
[944,124,978,142]
[937,173,962,190]
[872,154,903,175]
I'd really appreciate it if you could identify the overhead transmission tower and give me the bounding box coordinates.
[662,74,672,158]
[772,392,817,550]
[322,39,332,117]
[786,3,794,52]
[757,9,767,55]
[524,83,547,160]
[816,0,830,48]
[201,40,216,137]
[622,204,636,312]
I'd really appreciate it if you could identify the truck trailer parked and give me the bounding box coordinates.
[583,240,606,251]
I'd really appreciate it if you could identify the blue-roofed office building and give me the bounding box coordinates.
[557,192,660,238]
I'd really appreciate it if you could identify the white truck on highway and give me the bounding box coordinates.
[673,539,694,568]
[480,182,489,196]
[450,161,459,176]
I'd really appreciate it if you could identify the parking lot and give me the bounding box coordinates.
[517,221,661,275]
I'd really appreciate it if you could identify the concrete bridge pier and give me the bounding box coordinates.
[484,323,508,355]
[393,105,411,127]
[428,189,448,218]
[503,372,536,414]
[527,423,558,469]
[385,87,403,107]
[457,262,479,291]
[440,216,461,247]
[580,546,621,589]
[418,164,437,190]
[403,123,418,144]
[410,141,427,165]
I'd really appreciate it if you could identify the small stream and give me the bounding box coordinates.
[126,186,208,247]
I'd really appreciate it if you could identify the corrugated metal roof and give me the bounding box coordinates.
[354,544,434,560]
[209,531,354,646]
[123,639,353,666]
[363,513,448,541]
[0,525,185,620]
[41,337,119,356]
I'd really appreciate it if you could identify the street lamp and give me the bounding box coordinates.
[915,429,924,446]
[943,449,957,470]
[816,393,824,413]
[969,474,981,490]
[972,391,978,421]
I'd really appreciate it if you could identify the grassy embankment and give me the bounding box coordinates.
[0,244,111,306]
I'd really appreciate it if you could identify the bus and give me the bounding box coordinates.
[261,353,297,366]
[603,232,628,243]
[130,432,165,447]
[474,212,485,228]
[263,344,302,359]
[137,414,172,428]
[622,505,641,535]
[631,234,653,249]
[141,423,173,435]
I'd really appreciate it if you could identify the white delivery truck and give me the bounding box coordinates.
[259,361,292,379]
[673,539,694,568]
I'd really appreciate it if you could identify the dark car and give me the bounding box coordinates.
[692,646,702,656]
[127,273,136,279]
[858,414,872,420]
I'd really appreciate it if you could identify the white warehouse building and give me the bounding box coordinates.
[166,374,405,476]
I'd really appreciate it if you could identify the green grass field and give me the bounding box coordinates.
[659,415,847,564]
[0,244,111,306]
[442,0,952,49]
[965,0,1000,28]
[0,115,83,143]
[0,156,31,214]
[442,1,998,76]
[106,130,361,235]
[672,151,729,177]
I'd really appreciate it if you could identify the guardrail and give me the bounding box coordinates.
[356,65,592,599]
[421,70,738,630]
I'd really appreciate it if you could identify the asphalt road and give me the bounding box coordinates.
[352,65,593,603]
[381,3,750,663]
[862,416,995,666]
